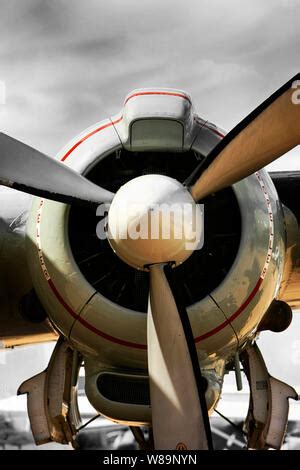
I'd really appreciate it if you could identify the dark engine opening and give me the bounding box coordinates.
[68,149,241,312]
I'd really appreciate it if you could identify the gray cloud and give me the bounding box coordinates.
[0,0,299,170]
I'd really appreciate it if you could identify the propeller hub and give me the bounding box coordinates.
[107,175,202,270]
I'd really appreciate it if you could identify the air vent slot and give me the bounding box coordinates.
[97,373,150,406]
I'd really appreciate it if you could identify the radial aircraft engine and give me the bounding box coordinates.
[0,75,300,450]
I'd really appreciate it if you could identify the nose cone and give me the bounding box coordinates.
[107,175,203,270]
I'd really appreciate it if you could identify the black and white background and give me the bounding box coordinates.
[0,0,300,451]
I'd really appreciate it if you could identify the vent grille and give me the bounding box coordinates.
[97,373,150,406]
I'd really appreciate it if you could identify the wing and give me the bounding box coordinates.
[270,171,300,309]
[0,188,57,348]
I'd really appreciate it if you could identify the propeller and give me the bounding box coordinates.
[148,263,212,449]
[190,73,300,201]
[0,133,114,204]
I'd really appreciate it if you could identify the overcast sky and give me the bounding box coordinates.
[0,0,299,169]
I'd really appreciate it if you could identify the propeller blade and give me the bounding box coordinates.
[0,133,114,204]
[190,73,300,201]
[147,263,212,450]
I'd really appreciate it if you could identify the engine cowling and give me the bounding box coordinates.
[25,89,285,419]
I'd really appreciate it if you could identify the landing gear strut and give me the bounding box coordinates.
[241,342,298,450]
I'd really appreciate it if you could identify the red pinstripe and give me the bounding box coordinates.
[125,91,191,105]
[61,116,123,162]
